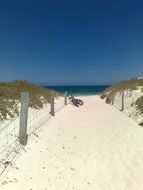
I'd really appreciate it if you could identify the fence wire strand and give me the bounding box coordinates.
[0,94,66,180]
[108,90,143,123]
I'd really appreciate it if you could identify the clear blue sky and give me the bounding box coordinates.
[0,0,143,85]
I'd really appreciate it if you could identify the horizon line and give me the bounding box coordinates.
[38,83,113,86]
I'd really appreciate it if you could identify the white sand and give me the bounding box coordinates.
[1,95,143,190]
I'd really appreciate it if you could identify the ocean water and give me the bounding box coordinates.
[45,85,109,96]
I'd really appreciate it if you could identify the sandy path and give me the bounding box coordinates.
[1,96,143,190]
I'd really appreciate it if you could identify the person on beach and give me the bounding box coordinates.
[69,96,84,107]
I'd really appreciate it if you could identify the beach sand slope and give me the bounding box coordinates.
[1,96,143,190]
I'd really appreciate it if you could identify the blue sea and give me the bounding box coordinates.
[45,85,109,96]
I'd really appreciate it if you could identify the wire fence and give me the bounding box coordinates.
[0,116,21,179]
[0,91,67,180]
[27,104,51,137]
[106,90,143,123]
[112,91,133,111]
[55,96,66,112]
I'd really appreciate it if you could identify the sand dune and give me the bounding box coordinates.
[1,95,143,190]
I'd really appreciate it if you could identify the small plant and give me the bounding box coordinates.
[100,93,106,99]
[136,95,143,114]
[106,96,111,104]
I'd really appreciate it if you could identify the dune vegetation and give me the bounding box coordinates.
[100,78,143,114]
[0,80,62,120]
[102,78,143,95]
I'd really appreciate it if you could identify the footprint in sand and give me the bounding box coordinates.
[1,181,8,185]
[8,178,18,183]
[70,167,76,171]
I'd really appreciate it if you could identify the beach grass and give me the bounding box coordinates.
[100,78,143,114]
[102,78,143,94]
[0,80,63,120]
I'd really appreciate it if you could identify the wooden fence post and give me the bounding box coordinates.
[64,91,67,105]
[19,92,29,145]
[50,90,55,116]
[111,93,114,105]
[121,90,124,111]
